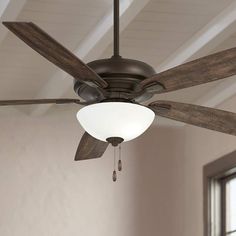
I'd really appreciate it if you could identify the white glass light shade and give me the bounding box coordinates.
[77,102,155,142]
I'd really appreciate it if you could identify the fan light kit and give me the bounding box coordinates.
[1,0,236,181]
[77,102,155,142]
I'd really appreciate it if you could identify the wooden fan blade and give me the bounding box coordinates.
[149,101,236,136]
[75,132,109,161]
[0,98,85,106]
[3,22,107,88]
[140,47,236,94]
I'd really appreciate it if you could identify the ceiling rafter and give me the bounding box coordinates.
[0,0,27,47]
[155,1,236,109]
[30,0,151,116]
[0,0,28,114]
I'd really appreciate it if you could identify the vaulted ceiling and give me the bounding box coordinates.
[0,0,235,119]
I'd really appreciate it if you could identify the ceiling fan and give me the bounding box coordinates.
[1,0,236,162]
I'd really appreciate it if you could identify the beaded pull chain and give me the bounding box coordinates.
[112,147,117,182]
[118,145,122,171]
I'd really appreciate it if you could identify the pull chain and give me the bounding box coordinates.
[108,137,124,182]
[112,147,117,182]
[118,145,122,171]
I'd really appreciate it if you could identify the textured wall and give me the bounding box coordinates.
[0,105,184,236]
[182,95,236,236]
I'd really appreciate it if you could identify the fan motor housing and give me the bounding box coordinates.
[74,56,156,103]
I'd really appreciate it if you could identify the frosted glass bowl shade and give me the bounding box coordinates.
[77,102,155,142]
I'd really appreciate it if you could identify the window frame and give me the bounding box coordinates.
[204,150,236,236]
[222,173,236,236]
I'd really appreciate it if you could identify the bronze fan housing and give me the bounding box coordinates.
[74,56,159,103]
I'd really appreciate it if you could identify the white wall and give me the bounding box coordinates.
[0,105,184,236]
[182,95,236,236]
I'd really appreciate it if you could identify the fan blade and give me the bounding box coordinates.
[0,98,85,106]
[3,22,107,88]
[149,101,236,136]
[140,47,236,93]
[75,132,109,161]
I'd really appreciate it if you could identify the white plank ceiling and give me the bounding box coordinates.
[0,0,112,99]
[104,0,232,65]
[0,0,235,110]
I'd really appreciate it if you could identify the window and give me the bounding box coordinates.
[204,151,236,236]
[223,175,236,236]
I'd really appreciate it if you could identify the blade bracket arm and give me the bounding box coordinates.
[76,78,108,89]
[135,81,165,94]
[80,64,108,89]
[149,103,172,113]
[0,99,90,106]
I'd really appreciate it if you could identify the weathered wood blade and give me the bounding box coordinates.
[3,22,107,88]
[75,132,109,161]
[0,99,84,106]
[149,101,236,136]
[140,47,236,94]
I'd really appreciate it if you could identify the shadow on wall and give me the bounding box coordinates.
[132,126,186,236]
